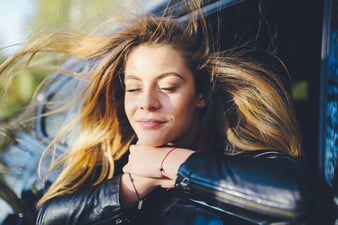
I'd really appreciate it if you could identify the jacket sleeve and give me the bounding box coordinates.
[174,150,337,224]
[36,175,130,225]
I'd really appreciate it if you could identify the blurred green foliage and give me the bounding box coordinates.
[0,0,308,132]
[292,80,308,101]
[0,0,163,209]
[0,0,165,157]
[0,0,161,124]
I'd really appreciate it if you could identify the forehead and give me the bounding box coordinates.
[124,44,191,78]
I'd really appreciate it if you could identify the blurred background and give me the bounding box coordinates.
[0,0,337,192]
[0,0,163,126]
[0,0,337,224]
[0,1,164,222]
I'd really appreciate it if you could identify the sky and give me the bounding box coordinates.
[0,0,163,55]
[0,0,36,55]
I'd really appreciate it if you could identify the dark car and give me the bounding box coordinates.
[0,0,337,224]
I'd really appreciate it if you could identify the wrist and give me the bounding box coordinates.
[158,148,194,180]
[129,174,159,193]
[160,148,177,178]
[120,173,158,209]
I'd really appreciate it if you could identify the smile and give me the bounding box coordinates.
[138,119,165,129]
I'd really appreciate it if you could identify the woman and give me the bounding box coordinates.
[1,1,336,225]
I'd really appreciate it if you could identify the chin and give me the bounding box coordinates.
[138,142,165,147]
[137,137,169,147]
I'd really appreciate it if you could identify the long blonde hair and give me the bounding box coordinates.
[0,1,301,208]
[32,12,210,206]
[209,53,301,157]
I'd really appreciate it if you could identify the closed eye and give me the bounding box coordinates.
[125,88,142,93]
[159,87,177,92]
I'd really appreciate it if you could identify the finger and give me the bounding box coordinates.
[129,144,136,152]
[122,164,130,173]
[159,179,175,189]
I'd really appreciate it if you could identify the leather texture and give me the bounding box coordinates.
[36,150,337,225]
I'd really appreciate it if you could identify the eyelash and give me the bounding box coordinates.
[160,86,177,92]
[125,88,141,93]
[125,86,177,93]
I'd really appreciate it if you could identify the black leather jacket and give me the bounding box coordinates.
[35,150,337,225]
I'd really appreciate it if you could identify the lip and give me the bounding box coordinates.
[137,119,166,129]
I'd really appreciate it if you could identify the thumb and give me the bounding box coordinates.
[159,178,175,189]
[122,164,130,173]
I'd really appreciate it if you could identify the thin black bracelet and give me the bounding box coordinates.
[127,172,144,210]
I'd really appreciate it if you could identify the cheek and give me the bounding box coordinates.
[173,96,198,119]
[124,96,134,120]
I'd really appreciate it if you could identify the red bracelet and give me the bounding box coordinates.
[160,147,176,177]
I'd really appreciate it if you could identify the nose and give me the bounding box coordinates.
[139,88,160,111]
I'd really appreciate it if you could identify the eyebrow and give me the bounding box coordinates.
[124,72,185,81]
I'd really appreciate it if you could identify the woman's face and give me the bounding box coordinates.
[124,44,206,147]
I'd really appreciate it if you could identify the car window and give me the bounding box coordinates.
[35,58,94,148]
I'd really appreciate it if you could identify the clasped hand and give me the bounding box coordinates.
[123,144,193,189]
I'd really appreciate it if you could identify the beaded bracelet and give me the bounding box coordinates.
[160,147,176,177]
[127,172,144,210]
